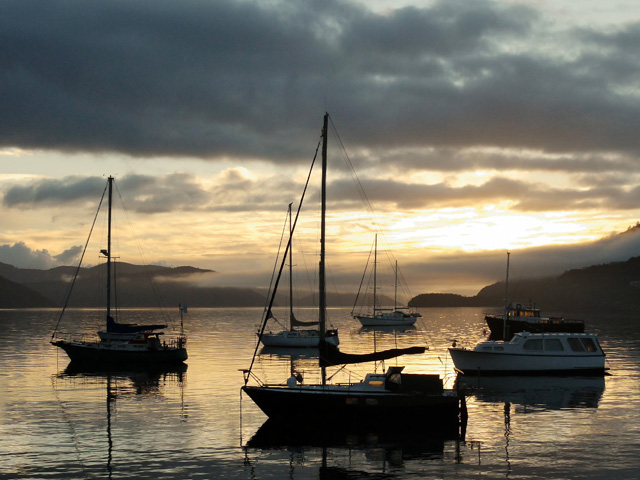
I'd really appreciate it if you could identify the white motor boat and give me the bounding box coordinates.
[449,332,607,375]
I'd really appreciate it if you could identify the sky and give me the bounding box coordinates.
[2,0,640,297]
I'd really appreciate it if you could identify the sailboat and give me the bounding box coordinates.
[243,114,463,431]
[259,203,339,348]
[51,176,188,365]
[353,234,422,327]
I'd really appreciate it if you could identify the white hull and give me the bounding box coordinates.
[260,329,339,348]
[449,332,606,375]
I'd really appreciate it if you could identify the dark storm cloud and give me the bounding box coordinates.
[2,0,640,161]
[3,177,107,207]
[2,174,208,212]
[1,172,297,214]
[0,241,78,269]
[328,175,639,213]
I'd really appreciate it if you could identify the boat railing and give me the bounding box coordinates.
[163,335,187,349]
[51,332,96,344]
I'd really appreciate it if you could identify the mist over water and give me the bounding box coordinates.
[1,307,638,479]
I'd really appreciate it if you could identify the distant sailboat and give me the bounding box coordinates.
[353,234,422,327]
[259,204,339,348]
[243,114,463,432]
[51,176,187,365]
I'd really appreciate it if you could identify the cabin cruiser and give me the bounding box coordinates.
[449,332,606,375]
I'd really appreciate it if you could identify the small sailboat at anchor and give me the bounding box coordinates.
[243,114,463,433]
[259,203,339,348]
[353,234,422,327]
[50,176,187,365]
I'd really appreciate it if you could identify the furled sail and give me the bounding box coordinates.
[290,313,318,327]
[106,316,166,333]
[319,342,426,367]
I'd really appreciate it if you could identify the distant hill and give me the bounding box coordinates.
[410,256,640,313]
[0,275,55,308]
[0,261,267,308]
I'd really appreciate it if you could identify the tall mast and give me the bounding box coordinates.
[288,202,294,331]
[319,113,328,385]
[394,260,398,311]
[373,234,378,315]
[503,251,510,340]
[106,176,113,322]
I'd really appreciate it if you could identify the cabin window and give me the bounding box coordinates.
[523,339,543,351]
[544,339,564,351]
[482,346,493,351]
[568,338,585,352]
[388,373,401,384]
[494,346,504,351]
[581,338,598,352]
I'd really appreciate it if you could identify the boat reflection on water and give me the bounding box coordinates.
[245,418,464,476]
[259,346,322,361]
[55,362,187,478]
[457,375,605,411]
[358,324,417,334]
[247,417,461,448]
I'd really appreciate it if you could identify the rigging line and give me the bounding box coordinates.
[351,237,376,315]
[245,133,323,381]
[261,205,291,319]
[328,117,413,301]
[51,181,109,339]
[327,116,386,240]
[262,206,292,330]
[50,375,91,480]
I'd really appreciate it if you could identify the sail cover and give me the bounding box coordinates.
[290,312,318,327]
[106,316,166,333]
[319,342,426,367]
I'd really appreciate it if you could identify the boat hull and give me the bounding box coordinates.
[356,314,418,327]
[485,315,585,340]
[448,348,605,375]
[242,383,461,431]
[259,329,339,348]
[52,340,188,364]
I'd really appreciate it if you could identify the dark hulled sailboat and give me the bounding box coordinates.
[51,176,187,365]
[242,114,463,432]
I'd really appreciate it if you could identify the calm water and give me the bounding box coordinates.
[1,307,639,479]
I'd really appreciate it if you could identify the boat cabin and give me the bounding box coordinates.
[476,332,602,354]
[507,304,541,318]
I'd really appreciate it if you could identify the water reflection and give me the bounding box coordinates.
[55,362,187,478]
[259,346,320,360]
[358,325,417,334]
[458,375,605,411]
[244,419,463,478]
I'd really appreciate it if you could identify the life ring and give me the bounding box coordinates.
[516,303,522,310]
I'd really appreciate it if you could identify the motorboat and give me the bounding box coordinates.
[449,332,606,375]
[485,303,584,340]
